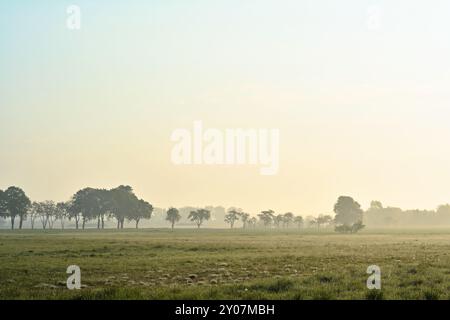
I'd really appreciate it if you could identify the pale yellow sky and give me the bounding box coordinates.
[2,1,450,216]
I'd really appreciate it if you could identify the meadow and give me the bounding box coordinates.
[0,228,449,300]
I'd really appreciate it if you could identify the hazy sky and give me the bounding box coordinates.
[2,0,450,216]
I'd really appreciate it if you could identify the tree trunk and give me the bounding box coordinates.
[101,216,104,229]
[97,216,100,229]
[10,216,15,230]
[135,219,139,229]
[171,221,175,230]
[121,219,124,229]
[82,218,86,230]
[19,215,23,229]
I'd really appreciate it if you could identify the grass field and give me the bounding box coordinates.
[0,228,449,300]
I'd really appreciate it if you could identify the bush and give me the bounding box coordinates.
[335,222,365,234]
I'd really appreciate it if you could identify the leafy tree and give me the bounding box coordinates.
[274,214,284,228]
[224,209,241,228]
[94,189,114,229]
[3,187,31,229]
[129,199,153,229]
[334,196,363,232]
[37,201,57,229]
[70,188,99,229]
[294,215,304,229]
[351,221,365,233]
[166,207,181,230]
[248,217,257,228]
[283,212,294,228]
[312,214,333,231]
[55,202,69,229]
[188,209,211,228]
[370,201,383,210]
[67,199,81,229]
[0,190,6,224]
[258,210,274,228]
[335,221,365,234]
[110,185,139,229]
[240,212,250,229]
[28,202,41,229]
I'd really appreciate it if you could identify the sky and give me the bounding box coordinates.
[1,0,450,216]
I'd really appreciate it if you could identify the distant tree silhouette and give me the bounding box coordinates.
[0,190,7,225]
[240,212,250,228]
[28,202,40,229]
[1,187,31,229]
[334,196,364,233]
[38,201,57,229]
[188,209,211,228]
[166,207,181,230]
[274,214,284,228]
[283,212,294,228]
[56,202,69,229]
[258,210,275,228]
[110,186,137,229]
[294,216,304,229]
[225,209,241,228]
[248,217,257,228]
[67,198,81,229]
[311,214,333,231]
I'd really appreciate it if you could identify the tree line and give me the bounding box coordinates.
[0,186,367,233]
[0,186,152,230]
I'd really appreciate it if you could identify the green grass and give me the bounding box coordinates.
[0,228,449,300]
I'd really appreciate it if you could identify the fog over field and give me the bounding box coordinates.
[1,1,450,302]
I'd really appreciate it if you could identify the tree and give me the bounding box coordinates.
[67,199,81,229]
[240,212,250,229]
[224,209,241,229]
[0,190,7,224]
[110,185,139,229]
[188,209,211,228]
[93,189,114,229]
[55,202,69,229]
[258,210,275,228]
[2,187,31,229]
[370,201,383,210]
[334,196,363,233]
[130,199,153,229]
[333,196,364,234]
[166,207,181,230]
[312,214,333,231]
[274,214,284,228]
[335,221,365,234]
[351,221,365,233]
[69,188,98,229]
[28,202,41,229]
[37,201,56,229]
[248,217,257,228]
[283,212,294,228]
[294,216,304,229]
[436,204,450,225]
